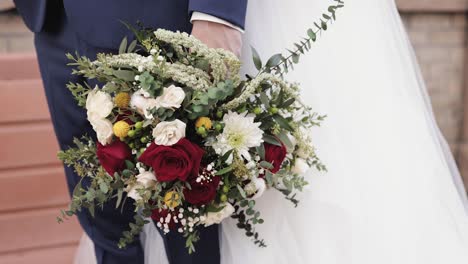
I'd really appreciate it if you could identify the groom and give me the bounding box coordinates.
[13,1,247,264]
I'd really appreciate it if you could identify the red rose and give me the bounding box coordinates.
[138,138,204,182]
[264,142,287,173]
[96,140,132,177]
[184,176,221,206]
[151,208,177,230]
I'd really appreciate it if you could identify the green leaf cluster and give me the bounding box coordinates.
[187,80,235,119]
[253,0,345,76]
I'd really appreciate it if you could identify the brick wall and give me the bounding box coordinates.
[0,10,33,53]
[401,13,466,147]
[397,0,468,186]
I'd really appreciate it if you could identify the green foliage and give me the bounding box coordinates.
[231,201,266,247]
[119,215,150,249]
[187,80,235,119]
[66,82,91,107]
[253,0,345,76]
[138,71,163,97]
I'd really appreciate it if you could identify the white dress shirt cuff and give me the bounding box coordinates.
[190,12,244,33]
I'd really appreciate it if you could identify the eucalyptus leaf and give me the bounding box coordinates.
[321,20,328,30]
[216,166,233,176]
[256,144,265,160]
[259,92,270,108]
[88,204,95,218]
[273,115,294,131]
[114,70,135,82]
[221,149,234,163]
[125,160,135,170]
[119,37,128,54]
[281,98,295,108]
[122,169,133,178]
[127,39,137,53]
[265,53,283,68]
[259,161,274,169]
[192,105,204,113]
[116,189,124,209]
[277,131,294,150]
[237,185,247,198]
[307,28,317,41]
[99,182,109,194]
[294,43,304,54]
[263,134,281,146]
[292,53,300,64]
[251,46,263,70]
[206,204,226,213]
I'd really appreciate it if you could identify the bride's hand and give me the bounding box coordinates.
[191,20,242,57]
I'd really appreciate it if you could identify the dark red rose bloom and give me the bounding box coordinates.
[151,208,177,230]
[264,141,287,173]
[96,140,132,177]
[184,176,221,206]
[138,138,204,182]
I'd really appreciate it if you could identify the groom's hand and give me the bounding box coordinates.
[191,20,243,57]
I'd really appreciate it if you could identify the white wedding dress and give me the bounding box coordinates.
[76,0,468,263]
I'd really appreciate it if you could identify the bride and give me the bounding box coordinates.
[77,0,468,263]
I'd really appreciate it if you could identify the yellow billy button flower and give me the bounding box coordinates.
[113,120,130,138]
[114,92,131,108]
[164,191,180,208]
[195,117,212,130]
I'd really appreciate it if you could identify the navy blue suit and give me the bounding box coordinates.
[13,1,247,264]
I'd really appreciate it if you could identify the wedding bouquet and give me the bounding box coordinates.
[58,1,343,252]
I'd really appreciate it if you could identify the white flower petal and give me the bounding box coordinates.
[155,85,185,109]
[212,111,264,160]
[152,119,186,146]
[88,116,113,145]
[86,87,114,119]
[202,203,235,227]
[291,158,310,175]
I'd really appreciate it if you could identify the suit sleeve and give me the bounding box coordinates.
[188,0,248,30]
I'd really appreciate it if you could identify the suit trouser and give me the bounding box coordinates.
[34,6,220,264]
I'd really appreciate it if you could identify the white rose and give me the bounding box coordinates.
[86,87,113,119]
[291,158,310,175]
[127,186,142,201]
[88,114,113,145]
[155,85,185,109]
[130,89,159,119]
[250,178,267,200]
[135,171,157,188]
[126,171,157,201]
[152,119,186,146]
[202,203,235,227]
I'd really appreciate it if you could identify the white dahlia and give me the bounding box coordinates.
[212,111,263,162]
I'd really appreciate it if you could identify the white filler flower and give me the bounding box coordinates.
[155,85,185,109]
[152,119,186,146]
[212,111,263,161]
[127,171,157,201]
[202,203,235,227]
